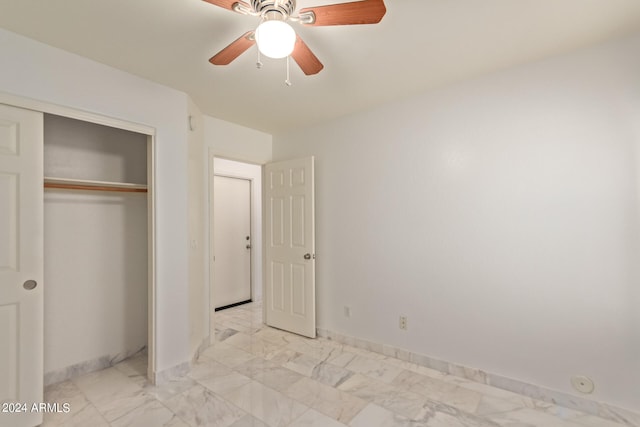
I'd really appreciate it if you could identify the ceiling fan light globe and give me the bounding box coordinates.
[255,20,296,59]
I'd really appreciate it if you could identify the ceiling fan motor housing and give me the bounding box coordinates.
[251,0,296,18]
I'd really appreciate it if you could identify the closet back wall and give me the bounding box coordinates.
[43,114,148,384]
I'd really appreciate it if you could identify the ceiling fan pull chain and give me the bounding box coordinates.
[285,55,292,86]
[256,49,263,69]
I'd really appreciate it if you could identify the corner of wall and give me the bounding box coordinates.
[187,98,208,361]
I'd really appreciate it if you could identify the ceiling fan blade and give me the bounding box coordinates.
[291,36,324,75]
[299,0,386,26]
[202,0,249,13]
[209,31,255,65]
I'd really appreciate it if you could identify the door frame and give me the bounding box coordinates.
[0,91,158,381]
[208,153,263,334]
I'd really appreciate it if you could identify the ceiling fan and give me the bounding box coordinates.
[203,0,387,75]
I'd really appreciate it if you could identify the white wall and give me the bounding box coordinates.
[43,114,148,183]
[204,116,272,165]
[273,33,640,412]
[0,28,190,375]
[44,191,148,374]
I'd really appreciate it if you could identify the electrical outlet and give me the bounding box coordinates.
[344,306,351,318]
[399,316,408,330]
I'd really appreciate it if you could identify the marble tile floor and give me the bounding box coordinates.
[42,302,628,427]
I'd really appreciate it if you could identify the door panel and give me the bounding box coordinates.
[271,197,285,246]
[0,104,43,427]
[213,176,252,309]
[0,118,19,155]
[291,265,305,316]
[265,157,315,338]
[291,195,306,247]
[0,173,18,270]
[271,261,285,311]
[0,303,18,401]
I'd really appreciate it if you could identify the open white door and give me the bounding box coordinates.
[264,157,315,338]
[0,105,44,427]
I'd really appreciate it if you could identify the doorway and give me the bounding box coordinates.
[211,158,263,314]
[208,155,316,340]
[213,175,252,310]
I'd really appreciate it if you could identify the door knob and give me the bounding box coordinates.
[23,280,37,290]
[246,245,252,249]
[303,253,311,260]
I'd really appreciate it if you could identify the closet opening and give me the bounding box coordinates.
[42,113,155,386]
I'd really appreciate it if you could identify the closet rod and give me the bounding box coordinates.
[44,182,148,193]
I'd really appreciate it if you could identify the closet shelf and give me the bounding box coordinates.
[44,177,148,193]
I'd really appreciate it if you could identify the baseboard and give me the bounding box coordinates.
[153,360,191,385]
[153,334,212,385]
[316,328,640,426]
[191,335,211,364]
[44,346,146,387]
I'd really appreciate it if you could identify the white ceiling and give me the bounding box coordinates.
[0,0,639,134]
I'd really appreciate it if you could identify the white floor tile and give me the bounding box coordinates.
[288,408,348,427]
[223,381,308,427]
[164,384,247,427]
[42,302,630,427]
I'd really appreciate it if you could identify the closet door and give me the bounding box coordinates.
[0,104,43,427]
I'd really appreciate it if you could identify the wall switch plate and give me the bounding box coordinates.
[344,306,351,318]
[399,316,408,330]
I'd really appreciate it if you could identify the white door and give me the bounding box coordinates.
[264,157,315,338]
[213,176,252,309]
[0,105,44,427]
